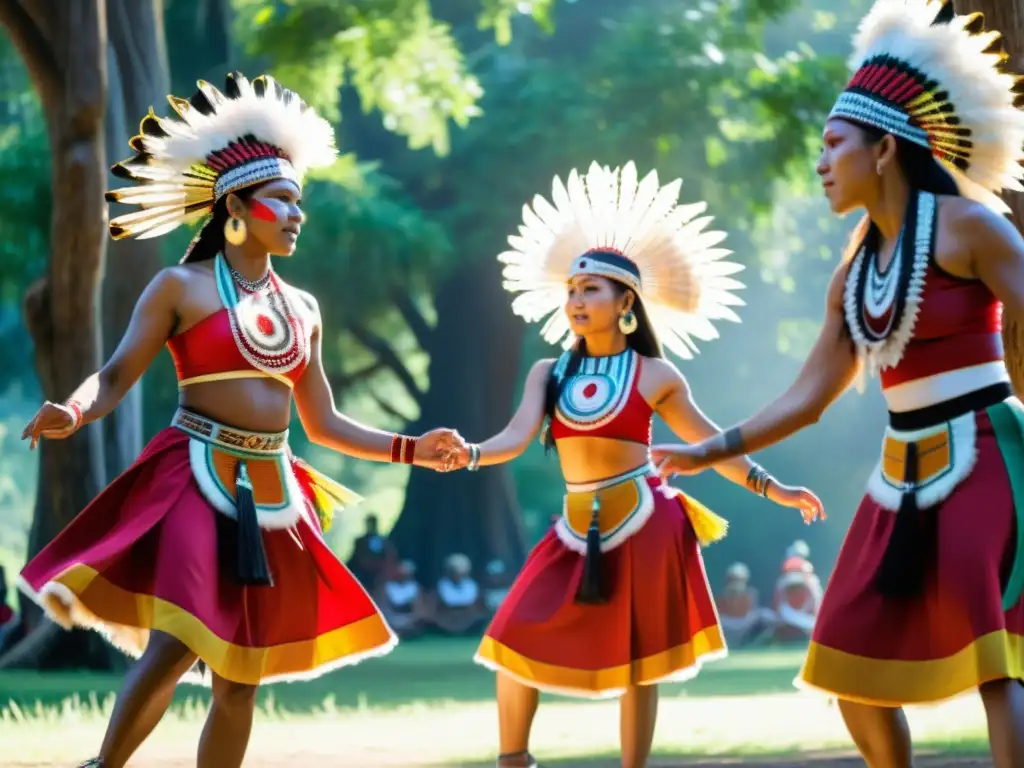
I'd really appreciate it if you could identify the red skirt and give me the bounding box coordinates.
[19,427,396,686]
[475,475,726,698]
[798,408,1024,705]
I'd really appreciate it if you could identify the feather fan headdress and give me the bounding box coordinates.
[498,161,745,359]
[829,0,1024,213]
[106,71,337,242]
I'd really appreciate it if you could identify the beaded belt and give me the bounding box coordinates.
[172,408,289,455]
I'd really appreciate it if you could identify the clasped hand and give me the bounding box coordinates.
[414,428,471,472]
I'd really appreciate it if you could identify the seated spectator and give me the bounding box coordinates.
[429,553,487,635]
[482,559,513,615]
[347,514,396,589]
[772,556,822,643]
[374,559,430,639]
[784,538,811,563]
[716,562,774,647]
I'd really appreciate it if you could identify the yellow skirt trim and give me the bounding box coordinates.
[33,564,396,686]
[474,624,727,699]
[797,630,1024,706]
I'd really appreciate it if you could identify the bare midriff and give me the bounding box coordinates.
[555,436,650,485]
[178,378,294,434]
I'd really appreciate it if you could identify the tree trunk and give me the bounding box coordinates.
[100,0,168,479]
[954,0,1024,392]
[389,257,528,586]
[0,0,112,669]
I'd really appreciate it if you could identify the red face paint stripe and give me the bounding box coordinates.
[249,199,277,222]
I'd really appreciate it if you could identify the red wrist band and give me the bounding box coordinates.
[389,435,418,464]
[401,437,417,465]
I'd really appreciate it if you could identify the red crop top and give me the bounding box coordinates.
[167,254,311,388]
[549,349,653,445]
[879,260,1002,389]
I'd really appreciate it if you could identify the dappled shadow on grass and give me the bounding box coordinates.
[458,749,991,768]
[0,638,812,716]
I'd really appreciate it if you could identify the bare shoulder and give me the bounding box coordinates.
[146,265,193,299]
[939,195,1019,244]
[826,257,852,311]
[941,195,1022,263]
[642,355,683,383]
[939,194,991,227]
[528,358,556,379]
[641,355,688,403]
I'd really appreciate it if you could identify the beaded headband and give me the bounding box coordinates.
[568,249,642,296]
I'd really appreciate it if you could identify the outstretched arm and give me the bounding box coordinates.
[293,298,461,467]
[654,362,764,489]
[669,265,860,467]
[23,267,183,446]
[654,360,822,516]
[469,359,553,468]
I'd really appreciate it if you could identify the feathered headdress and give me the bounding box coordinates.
[106,72,337,241]
[829,0,1024,213]
[498,161,745,359]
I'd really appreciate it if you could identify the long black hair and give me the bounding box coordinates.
[180,183,264,264]
[540,278,663,451]
[841,121,961,264]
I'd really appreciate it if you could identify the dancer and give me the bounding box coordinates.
[653,2,1024,765]
[451,161,824,768]
[19,72,463,768]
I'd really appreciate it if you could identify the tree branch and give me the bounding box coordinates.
[0,0,60,109]
[392,290,434,351]
[328,360,387,393]
[370,391,415,425]
[347,323,426,407]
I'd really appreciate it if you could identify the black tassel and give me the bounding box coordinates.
[234,461,274,587]
[575,496,607,604]
[876,442,931,598]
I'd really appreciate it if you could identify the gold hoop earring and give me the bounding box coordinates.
[224,216,247,246]
[619,310,638,335]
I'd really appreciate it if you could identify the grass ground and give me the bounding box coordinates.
[0,638,992,767]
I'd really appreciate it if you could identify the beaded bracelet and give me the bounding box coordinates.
[389,434,417,465]
[745,464,773,498]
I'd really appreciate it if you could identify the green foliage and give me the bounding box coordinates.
[0,405,39,576]
[427,0,850,274]
[0,122,49,297]
[0,43,49,391]
[280,167,449,323]
[477,0,555,44]
[233,0,494,154]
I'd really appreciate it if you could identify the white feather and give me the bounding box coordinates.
[110,74,338,241]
